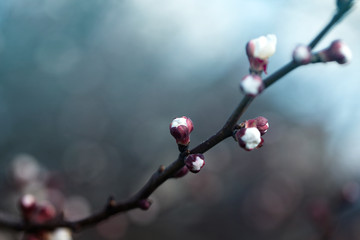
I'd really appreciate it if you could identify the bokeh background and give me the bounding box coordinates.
[0,0,359,239]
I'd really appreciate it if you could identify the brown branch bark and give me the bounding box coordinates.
[0,2,353,235]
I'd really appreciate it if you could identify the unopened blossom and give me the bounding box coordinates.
[184,154,205,173]
[19,195,71,240]
[244,116,269,136]
[169,116,193,146]
[254,116,269,135]
[33,202,56,223]
[293,45,312,65]
[19,194,36,220]
[235,127,262,151]
[318,40,352,64]
[246,34,277,74]
[240,74,264,96]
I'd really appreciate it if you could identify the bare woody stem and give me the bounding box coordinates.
[0,3,353,234]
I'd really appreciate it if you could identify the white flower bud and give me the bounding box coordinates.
[235,127,262,151]
[293,45,312,65]
[246,34,277,74]
[185,154,205,173]
[240,75,264,96]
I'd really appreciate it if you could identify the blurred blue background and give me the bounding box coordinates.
[0,0,359,239]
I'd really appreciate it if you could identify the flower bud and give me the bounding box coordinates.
[318,40,352,64]
[246,34,277,74]
[292,45,312,65]
[235,127,262,151]
[170,116,193,146]
[138,199,152,210]
[184,154,205,173]
[19,194,37,220]
[34,202,56,223]
[254,116,269,135]
[239,75,264,97]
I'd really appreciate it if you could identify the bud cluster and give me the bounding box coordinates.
[19,195,72,240]
[240,34,277,97]
[234,117,269,151]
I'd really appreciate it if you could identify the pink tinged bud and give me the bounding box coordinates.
[235,127,262,151]
[34,202,56,223]
[172,166,189,178]
[170,116,193,146]
[19,194,37,220]
[184,154,205,173]
[254,116,269,135]
[292,45,312,65]
[319,40,352,64]
[240,75,264,97]
[244,119,255,128]
[246,34,277,74]
[138,199,152,210]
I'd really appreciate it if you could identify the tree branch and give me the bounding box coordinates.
[0,2,354,235]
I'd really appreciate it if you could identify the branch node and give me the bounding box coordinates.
[177,144,189,153]
[106,196,117,211]
[138,199,152,210]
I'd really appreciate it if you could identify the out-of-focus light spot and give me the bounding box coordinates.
[128,197,160,225]
[12,154,41,184]
[46,188,65,210]
[96,214,128,240]
[0,231,15,240]
[22,181,47,202]
[155,179,186,209]
[63,196,91,221]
